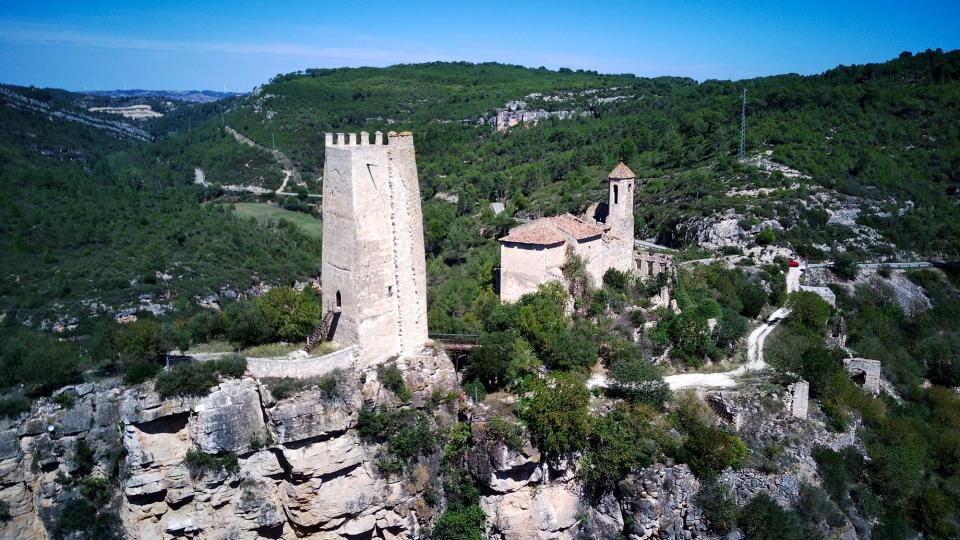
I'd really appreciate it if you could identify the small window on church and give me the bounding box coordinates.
[387,285,393,296]
[335,291,341,308]
[613,184,619,204]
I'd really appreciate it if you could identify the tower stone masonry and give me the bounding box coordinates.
[321,131,429,366]
[606,162,637,274]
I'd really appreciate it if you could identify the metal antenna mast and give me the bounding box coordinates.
[738,88,747,161]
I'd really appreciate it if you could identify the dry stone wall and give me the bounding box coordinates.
[244,346,356,379]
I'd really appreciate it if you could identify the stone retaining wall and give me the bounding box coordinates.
[245,346,357,379]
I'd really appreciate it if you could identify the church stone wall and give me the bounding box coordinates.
[499,242,566,303]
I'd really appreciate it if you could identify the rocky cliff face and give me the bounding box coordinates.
[0,349,458,539]
[1,350,866,539]
[467,421,711,540]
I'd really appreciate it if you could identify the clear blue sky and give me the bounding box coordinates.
[1,0,958,91]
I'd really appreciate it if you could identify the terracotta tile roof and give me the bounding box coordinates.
[500,214,603,245]
[546,214,604,240]
[608,162,636,180]
[500,220,566,245]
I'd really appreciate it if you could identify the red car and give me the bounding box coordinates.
[788,260,801,268]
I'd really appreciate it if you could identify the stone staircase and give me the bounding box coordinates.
[306,310,336,353]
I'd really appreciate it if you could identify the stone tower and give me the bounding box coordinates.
[606,162,636,272]
[321,131,428,366]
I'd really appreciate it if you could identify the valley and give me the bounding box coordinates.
[0,50,959,540]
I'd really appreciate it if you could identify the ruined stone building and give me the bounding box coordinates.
[321,131,428,366]
[498,162,673,302]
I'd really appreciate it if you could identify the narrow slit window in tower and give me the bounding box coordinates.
[335,291,342,310]
[613,184,619,204]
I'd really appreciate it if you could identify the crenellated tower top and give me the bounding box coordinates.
[324,131,414,147]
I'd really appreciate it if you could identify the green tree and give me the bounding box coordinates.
[607,341,671,406]
[223,299,271,347]
[832,252,859,280]
[580,403,667,495]
[521,372,591,455]
[115,319,167,363]
[679,424,748,479]
[466,332,537,390]
[257,287,321,342]
[786,291,831,332]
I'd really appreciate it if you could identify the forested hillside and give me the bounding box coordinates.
[2,50,958,352]
[2,49,960,540]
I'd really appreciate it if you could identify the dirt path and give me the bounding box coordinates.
[225,125,302,191]
[589,266,801,391]
[276,169,293,194]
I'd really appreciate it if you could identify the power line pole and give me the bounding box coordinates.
[738,88,747,161]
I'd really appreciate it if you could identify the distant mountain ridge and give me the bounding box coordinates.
[83,89,241,103]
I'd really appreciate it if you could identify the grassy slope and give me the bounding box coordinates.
[229,203,323,239]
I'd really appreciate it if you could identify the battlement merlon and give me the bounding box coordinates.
[324,131,415,147]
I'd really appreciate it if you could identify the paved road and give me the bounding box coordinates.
[806,261,934,269]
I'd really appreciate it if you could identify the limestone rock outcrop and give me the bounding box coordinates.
[469,422,711,540]
[0,347,458,540]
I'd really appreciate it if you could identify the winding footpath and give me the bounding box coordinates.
[588,266,801,391]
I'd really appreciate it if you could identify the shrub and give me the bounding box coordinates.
[79,476,111,506]
[679,425,747,479]
[467,331,536,390]
[115,319,166,363]
[210,354,247,377]
[0,328,83,397]
[223,299,271,347]
[757,227,776,245]
[51,497,122,540]
[796,483,846,531]
[521,372,591,455]
[540,322,598,371]
[357,406,438,477]
[712,308,748,351]
[184,448,239,478]
[485,416,525,451]
[185,310,225,344]
[739,283,768,318]
[831,252,859,280]
[462,379,486,403]
[738,493,803,540]
[695,479,739,533]
[154,362,219,398]
[154,357,246,399]
[72,439,96,478]
[377,363,411,401]
[602,268,630,292]
[432,505,486,540]
[264,373,339,400]
[122,360,161,385]
[0,395,30,419]
[357,404,391,440]
[786,291,831,332]
[607,342,671,407]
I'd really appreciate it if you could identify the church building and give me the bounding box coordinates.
[498,163,672,302]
